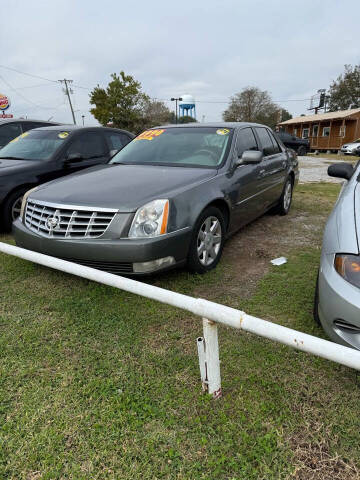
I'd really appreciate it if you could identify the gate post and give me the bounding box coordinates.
[197,318,222,398]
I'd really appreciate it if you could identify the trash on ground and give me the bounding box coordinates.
[270,257,287,266]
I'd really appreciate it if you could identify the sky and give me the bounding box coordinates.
[1,0,359,126]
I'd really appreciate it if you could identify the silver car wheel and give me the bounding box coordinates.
[283,182,292,211]
[11,196,23,220]
[197,216,222,266]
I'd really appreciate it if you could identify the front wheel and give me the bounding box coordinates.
[187,207,225,274]
[2,188,28,232]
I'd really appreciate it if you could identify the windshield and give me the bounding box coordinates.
[110,127,233,168]
[0,129,70,160]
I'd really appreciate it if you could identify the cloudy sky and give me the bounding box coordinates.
[1,0,359,126]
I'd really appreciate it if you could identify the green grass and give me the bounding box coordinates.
[1,183,359,479]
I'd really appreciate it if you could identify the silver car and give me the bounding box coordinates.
[314,160,360,349]
[340,139,360,155]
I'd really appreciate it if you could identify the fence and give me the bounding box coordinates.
[1,241,360,398]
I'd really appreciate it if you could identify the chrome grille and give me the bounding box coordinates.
[25,200,117,238]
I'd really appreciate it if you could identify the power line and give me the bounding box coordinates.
[0,74,65,110]
[0,64,91,91]
[0,64,58,83]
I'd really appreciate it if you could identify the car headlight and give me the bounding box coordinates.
[128,199,169,238]
[20,186,40,221]
[335,254,360,288]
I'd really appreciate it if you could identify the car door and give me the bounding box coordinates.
[63,131,109,174]
[0,122,22,148]
[254,127,287,207]
[228,127,267,230]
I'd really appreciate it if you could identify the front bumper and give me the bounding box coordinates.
[13,219,192,275]
[341,147,358,155]
[318,253,360,349]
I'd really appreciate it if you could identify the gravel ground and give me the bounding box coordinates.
[299,155,344,183]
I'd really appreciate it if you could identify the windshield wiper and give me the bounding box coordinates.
[0,156,27,160]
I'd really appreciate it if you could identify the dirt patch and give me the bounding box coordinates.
[288,429,359,480]
[195,207,325,302]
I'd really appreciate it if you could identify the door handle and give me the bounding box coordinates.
[258,169,266,178]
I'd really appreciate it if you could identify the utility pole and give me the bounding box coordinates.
[59,79,76,124]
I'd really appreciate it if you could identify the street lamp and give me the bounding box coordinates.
[171,97,182,124]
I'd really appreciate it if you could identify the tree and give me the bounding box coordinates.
[178,115,197,124]
[328,64,360,111]
[279,108,292,123]
[89,71,149,133]
[223,87,286,129]
[140,99,173,129]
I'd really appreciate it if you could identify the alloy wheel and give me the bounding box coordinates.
[197,216,222,266]
[11,196,23,220]
[283,182,292,211]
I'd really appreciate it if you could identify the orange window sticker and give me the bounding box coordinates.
[135,129,165,141]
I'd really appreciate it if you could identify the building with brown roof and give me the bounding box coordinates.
[278,108,360,152]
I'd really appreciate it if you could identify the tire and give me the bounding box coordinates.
[297,145,307,156]
[313,271,321,326]
[1,188,28,232]
[187,206,225,274]
[276,177,293,216]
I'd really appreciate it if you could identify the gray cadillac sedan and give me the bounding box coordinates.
[314,161,360,349]
[13,123,299,275]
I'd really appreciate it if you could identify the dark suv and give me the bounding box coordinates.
[0,125,134,231]
[0,118,59,148]
[275,131,309,156]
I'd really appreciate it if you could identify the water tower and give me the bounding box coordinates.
[179,94,196,120]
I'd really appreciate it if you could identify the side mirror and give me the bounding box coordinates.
[65,152,83,163]
[237,150,263,166]
[328,163,353,180]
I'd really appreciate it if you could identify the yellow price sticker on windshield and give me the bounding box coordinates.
[10,131,29,143]
[216,128,230,136]
[135,129,165,141]
[58,132,69,139]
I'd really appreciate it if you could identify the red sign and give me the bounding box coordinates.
[0,113,13,118]
[0,94,10,111]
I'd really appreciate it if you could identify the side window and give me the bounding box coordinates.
[67,132,107,159]
[267,130,282,154]
[0,123,22,146]
[104,131,131,151]
[235,128,259,157]
[255,128,276,156]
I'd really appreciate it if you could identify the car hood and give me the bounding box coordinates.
[343,143,360,148]
[31,164,217,211]
[0,158,41,173]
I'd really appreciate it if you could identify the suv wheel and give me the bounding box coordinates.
[187,206,225,274]
[297,145,307,156]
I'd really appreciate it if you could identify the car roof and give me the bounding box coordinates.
[152,121,272,130]
[0,118,60,125]
[31,125,135,136]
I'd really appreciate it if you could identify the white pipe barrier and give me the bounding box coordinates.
[2,241,360,398]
